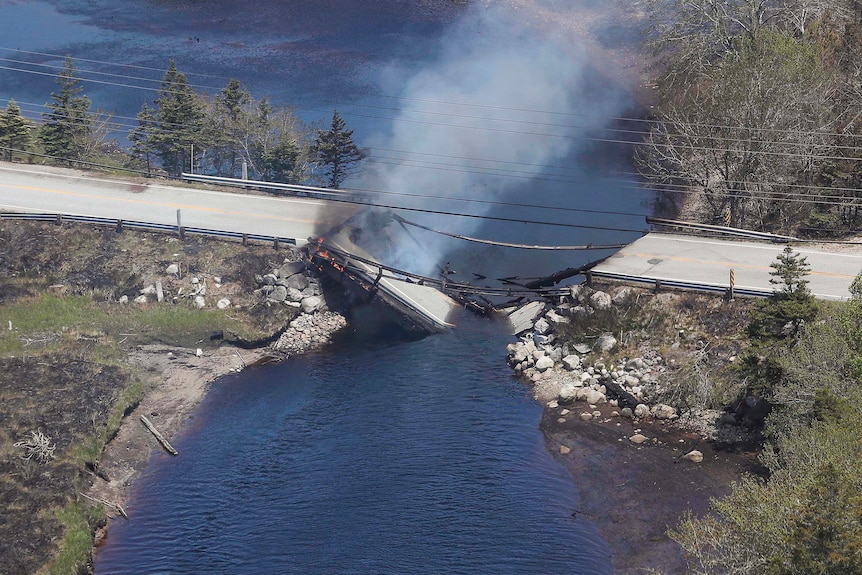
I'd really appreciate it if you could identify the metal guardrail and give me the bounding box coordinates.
[647,217,796,242]
[0,211,298,247]
[588,270,774,298]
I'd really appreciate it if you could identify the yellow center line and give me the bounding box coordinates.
[0,182,325,225]
[636,253,856,279]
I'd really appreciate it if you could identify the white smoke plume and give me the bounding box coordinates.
[361,3,633,277]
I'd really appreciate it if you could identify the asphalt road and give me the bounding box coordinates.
[592,233,862,300]
[0,163,360,244]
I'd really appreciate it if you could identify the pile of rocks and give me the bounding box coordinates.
[255,259,326,314]
[273,311,347,356]
[506,284,679,423]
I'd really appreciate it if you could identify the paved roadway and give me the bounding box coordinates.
[592,233,862,300]
[0,162,360,244]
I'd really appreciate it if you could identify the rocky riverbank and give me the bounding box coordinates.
[505,282,763,573]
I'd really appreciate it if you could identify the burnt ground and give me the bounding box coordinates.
[542,403,763,575]
[0,219,304,574]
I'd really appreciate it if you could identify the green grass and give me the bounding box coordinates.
[105,304,256,347]
[47,503,105,575]
[0,294,107,355]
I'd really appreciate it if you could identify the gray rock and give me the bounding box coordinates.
[533,317,551,335]
[545,309,570,325]
[629,434,648,444]
[612,287,633,305]
[573,343,592,354]
[216,298,231,310]
[719,413,738,426]
[595,334,617,352]
[140,285,157,296]
[634,403,650,418]
[533,333,554,346]
[269,285,288,302]
[287,287,304,302]
[620,407,633,419]
[682,450,704,463]
[548,346,563,363]
[625,357,647,371]
[579,412,593,421]
[585,389,606,404]
[653,404,677,420]
[569,283,592,303]
[287,274,310,291]
[261,274,277,286]
[559,383,577,404]
[155,280,164,303]
[165,263,179,276]
[118,295,129,304]
[589,290,612,310]
[535,356,554,372]
[561,355,580,371]
[193,295,206,309]
[301,296,322,313]
[278,261,306,279]
[134,295,147,304]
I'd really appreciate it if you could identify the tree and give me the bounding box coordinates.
[638,31,832,230]
[311,110,364,188]
[0,99,32,161]
[40,56,94,163]
[748,245,818,339]
[128,103,158,175]
[149,60,206,176]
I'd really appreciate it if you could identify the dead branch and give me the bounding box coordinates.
[140,415,178,456]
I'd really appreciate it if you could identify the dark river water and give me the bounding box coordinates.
[0,1,652,572]
[95,318,612,574]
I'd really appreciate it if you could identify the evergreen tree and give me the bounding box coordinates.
[128,103,158,175]
[150,60,206,176]
[0,99,32,161]
[208,79,252,176]
[769,245,811,298]
[748,245,818,339]
[40,56,93,163]
[311,110,364,188]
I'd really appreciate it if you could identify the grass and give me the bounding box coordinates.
[46,503,105,575]
[0,295,107,354]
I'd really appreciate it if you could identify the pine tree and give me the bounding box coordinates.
[128,103,158,175]
[769,245,811,298]
[150,60,206,176]
[0,99,32,161]
[40,56,93,163]
[312,110,364,188]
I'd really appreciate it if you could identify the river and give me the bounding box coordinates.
[0,1,651,572]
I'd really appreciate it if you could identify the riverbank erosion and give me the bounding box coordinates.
[0,219,348,575]
[507,283,765,573]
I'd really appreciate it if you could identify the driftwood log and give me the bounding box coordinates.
[80,492,128,519]
[140,415,178,456]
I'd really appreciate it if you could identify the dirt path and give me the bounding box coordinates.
[541,404,762,574]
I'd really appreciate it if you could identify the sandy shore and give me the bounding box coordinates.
[87,344,275,521]
[541,402,762,574]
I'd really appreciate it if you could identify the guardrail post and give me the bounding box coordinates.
[176,209,185,239]
[727,268,735,301]
[242,233,248,246]
[584,271,592,287]
[54,214,62,226]
[273,238,280,250]
[654,279,662,293]
[116,219,124,233]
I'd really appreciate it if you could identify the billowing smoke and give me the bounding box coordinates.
[360,3,634,278]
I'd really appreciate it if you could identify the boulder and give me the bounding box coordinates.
[261,274,277,286]
[118,295,129,304]
[140,285,157,296]
[589,290,613,310]
[216,298,231,310]
[579,412,593,421]
[134,295,147,304]
[653,404,677,420]
[569,283,592,302]
[535,355,555,372]
[278,260,306,279]
[165,263,179,276]
[287,274,310,291]
[612,287,633,305]
[682,450,704,463]
[193,295,206,309]
[545,309,570,326]
[620,407,633,419]
[301,296,322,313]
[548,347,563,363]
[559,445,571,455]
[561,355,580,371]
[595,334,617,353]
[625,357,647,371]
[573,343,592,355]
[287,287,305,302]
[634,403,650,418]
[559,383,578,404]
[584,389,606,404]
[533,333,554,346]
[533,317,551,335]
[629,434,648,444]
[269,285,288,302]
[509,346,529,365]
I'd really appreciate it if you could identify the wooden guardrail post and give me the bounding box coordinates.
[176,209,185,239]
[727,268,735,301]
